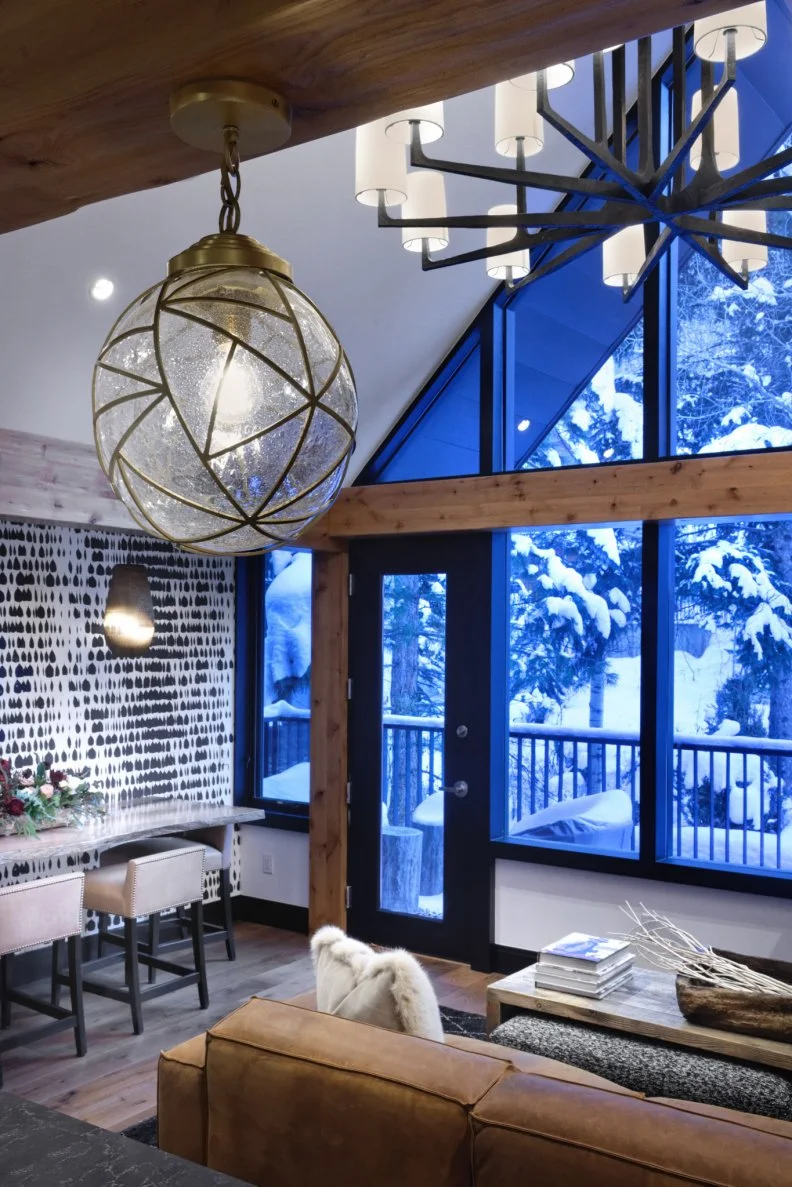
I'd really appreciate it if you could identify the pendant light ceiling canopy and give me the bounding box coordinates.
[355,2,792,302]
[94,81,357,557]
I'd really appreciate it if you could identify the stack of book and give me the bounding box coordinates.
[534,933,634,999]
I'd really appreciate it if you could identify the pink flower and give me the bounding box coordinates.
[19,776,34,787]
[39,786,54,799]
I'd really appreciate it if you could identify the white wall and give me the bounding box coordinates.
[495,859,792,962]
[240,825,309,908]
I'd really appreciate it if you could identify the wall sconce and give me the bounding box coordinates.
[103,564,155,657]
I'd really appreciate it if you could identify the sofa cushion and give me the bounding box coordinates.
[471,1071,792,1187]
[310,925,444,1041]
[203,997,507,1187]
[158,1033,208,1167]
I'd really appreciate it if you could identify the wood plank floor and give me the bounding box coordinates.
[0,924,496,1132]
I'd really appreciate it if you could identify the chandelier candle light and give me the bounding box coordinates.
[94,82,357,556]
[356,2,792,300]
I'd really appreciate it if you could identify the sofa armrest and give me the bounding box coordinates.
[158,1033,208,1166]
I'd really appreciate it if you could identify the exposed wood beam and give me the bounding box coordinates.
[0,428,136,532]
[317,450,792,537]
[308,549,350,933]
[0,0,741,235]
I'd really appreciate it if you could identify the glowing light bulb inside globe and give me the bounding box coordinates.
[218,353,255,422]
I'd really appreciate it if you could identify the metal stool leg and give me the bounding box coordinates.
[0,955,11,1029]
[220,868,236,961]
[124,918,144,1035]
[50,938,64,1007]
[148,913,161,984]
[191,900,209,1010]
[67,934,87,1058]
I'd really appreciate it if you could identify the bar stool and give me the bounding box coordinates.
[0,872,86,1087]
[67,846,208,1035]
[103,825,236,966]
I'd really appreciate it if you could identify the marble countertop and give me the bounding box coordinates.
[0,1094,248,1185]
[0,801,265,866]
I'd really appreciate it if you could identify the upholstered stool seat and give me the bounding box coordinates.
[0,872,86,1085]
[104,826,235,963]
[67,846,209,1035]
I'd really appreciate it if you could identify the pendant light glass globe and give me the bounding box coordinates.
[93,236,357,556]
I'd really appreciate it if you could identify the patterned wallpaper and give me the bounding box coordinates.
[0,520,236,907]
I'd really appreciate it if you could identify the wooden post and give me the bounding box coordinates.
[308,548,350,934]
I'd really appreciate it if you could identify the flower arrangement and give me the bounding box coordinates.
[0,759,105,836]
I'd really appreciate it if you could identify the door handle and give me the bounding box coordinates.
[442,780,468,799]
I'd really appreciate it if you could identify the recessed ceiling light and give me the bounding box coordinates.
[517,418,531,432]
[90,277,115,301]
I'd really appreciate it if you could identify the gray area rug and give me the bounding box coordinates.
[491,1011,792,1122]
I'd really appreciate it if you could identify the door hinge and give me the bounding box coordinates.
[347,677,353,700]
[345,885,352,909]
[345,781,352,805]
[348,573,355,596]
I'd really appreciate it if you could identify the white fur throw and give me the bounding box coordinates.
[310,926,444,1043]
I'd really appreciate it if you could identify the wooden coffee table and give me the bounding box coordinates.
[486,964,792,1073]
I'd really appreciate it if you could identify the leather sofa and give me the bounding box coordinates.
[158,996,792,1186]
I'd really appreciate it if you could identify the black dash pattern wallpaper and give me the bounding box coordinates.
[0,520,236,909]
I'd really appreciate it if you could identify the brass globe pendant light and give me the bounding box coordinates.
[93,81,357,556]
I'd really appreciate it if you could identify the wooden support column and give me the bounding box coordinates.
[309,548,350,933]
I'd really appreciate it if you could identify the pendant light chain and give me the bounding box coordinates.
[219,125,242,233]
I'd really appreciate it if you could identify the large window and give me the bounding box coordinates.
[508,526,642,856]
[260,549,312,807]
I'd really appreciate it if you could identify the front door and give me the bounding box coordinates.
[347,533,493,967]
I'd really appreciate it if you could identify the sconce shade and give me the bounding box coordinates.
[104,564,155,657]
[495,83,544,158]
[693,1,767,61]
[690,87,740,171]
[721,209,769,273]
[355,118,408,206]
[93,257,357,555]
[401,171,449,252]
[602,225,646,287]
[486,204,530,280]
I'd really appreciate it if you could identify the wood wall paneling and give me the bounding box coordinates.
[318,451,792,538]
[308,548,350,933]
[0,0,743,234]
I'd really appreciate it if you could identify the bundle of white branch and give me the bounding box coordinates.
[618,903,792,997]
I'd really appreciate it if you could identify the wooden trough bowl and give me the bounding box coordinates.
[676,949,792,1043]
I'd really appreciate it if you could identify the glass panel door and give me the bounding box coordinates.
[348,534,493,966]
[381,572,447,919]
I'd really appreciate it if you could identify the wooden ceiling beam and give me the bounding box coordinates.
[314,450,792,538]
[0,0,742,235]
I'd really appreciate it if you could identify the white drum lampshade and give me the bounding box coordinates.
[355,118,408,206]
[401,171,449,253]
[384,103,445,144]
[486,205,530,281]
[495,83,544,157]
[721,209,769,273]
[510,62,575,91]
[690,87,740,171]
[602,225,646,288]
[693,2,767,61]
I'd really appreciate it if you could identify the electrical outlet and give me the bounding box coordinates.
[262,853,274,875]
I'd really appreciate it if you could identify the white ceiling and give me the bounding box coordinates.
[0,46,654,478]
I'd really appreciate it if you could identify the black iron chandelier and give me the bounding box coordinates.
[355,2,792,300]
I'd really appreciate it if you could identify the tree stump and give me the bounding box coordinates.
[414,821,443,896]
[380,826,422,915]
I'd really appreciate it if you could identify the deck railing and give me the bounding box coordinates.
[261,712,791,870]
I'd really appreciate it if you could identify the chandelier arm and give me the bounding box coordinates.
[611,45,626,164]
[675,215,792,251]
[593,52,607,145]
[501,232,611,292]
[637,37,655,179]
[623,226,675,303]
[671,26,686,196]
[408,132,636,201]
[718,196,792,212]
[537,73,647,206]
[377,197,646,232]
[648,64,735,201]
[713,178,792,206]
[418,225,605,272]
[695,146,792,210]
[685,232,748,290]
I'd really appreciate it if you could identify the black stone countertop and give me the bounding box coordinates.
[0,1093,249,1185]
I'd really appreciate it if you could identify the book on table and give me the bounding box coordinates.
[539,933,632,974]
[533,966,634,999]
